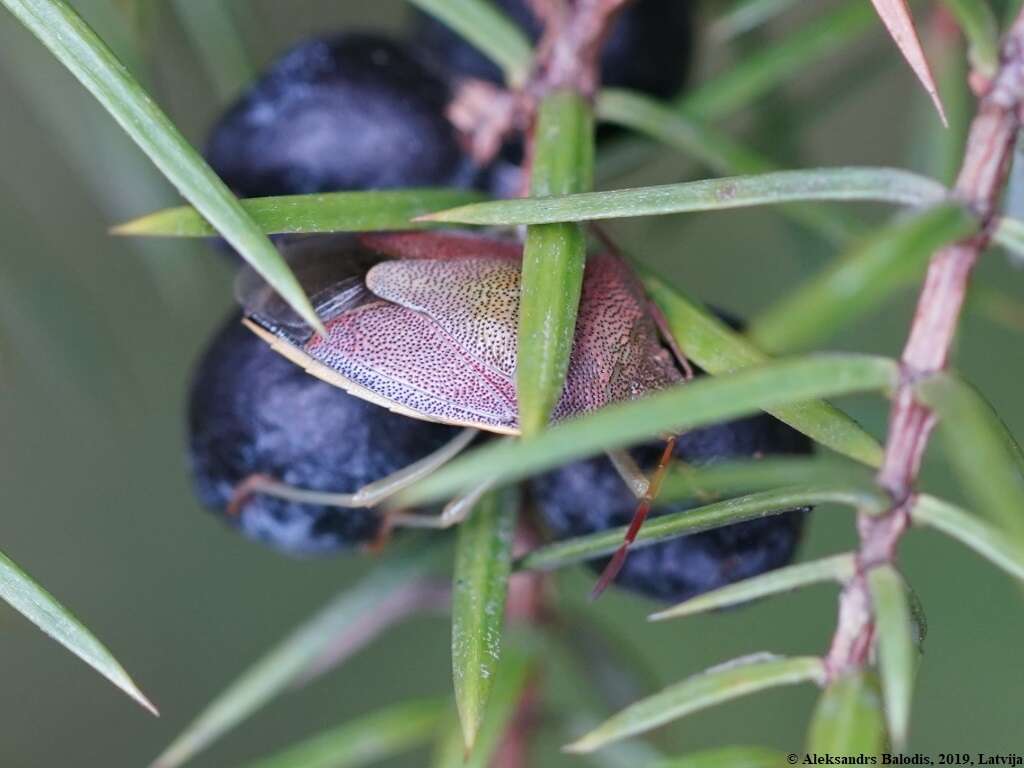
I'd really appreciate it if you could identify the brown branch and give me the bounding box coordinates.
[449,0,630,170]
[532,0,631,96]
[826,8,1024,678]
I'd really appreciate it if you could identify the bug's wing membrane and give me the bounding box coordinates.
[237,235,384,344]
[555,253,682,420]
[366,258,520,379]
[305,300,519,431]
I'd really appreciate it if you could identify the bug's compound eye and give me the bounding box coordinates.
[204,33,488,203]
[531,415,813,603]
[186,312,461,555]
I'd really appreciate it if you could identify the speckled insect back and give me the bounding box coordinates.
[205,33,488,199]
[242,232,682,433]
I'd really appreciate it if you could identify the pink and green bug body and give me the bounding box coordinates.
[242,231,683,434]
[241,231,687,593]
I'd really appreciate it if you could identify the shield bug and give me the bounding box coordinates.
[239,230,697,590]
[242,230,682,434]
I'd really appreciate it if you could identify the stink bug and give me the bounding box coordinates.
[238,230,690,592]
[241,231,682,433]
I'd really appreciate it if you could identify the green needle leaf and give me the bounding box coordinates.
[0,549,156,715]
[937,0,1000,77]
[0,0,323,333]
[518,487,881,573]
[406,0,532,86]
[867,565,917,750]
[658,456,879,504]
[597,2,878,183]
[650,553,857,622]
[993,216,1024,263]
[911,494,1024,583]
[597,90,780,175]
[806,671,887,756]
[869,0,948,126]
[915,372,1024,544]
[452,490,517,752]
[399,354,897,506]
[430,716,466,768]
[517,90,594,436]
[711,0,802,41]
[242,699,446,768]
[911,16,971,188]
[597,89,859,245]
[151,545,444,768]
[169,0,253,101]
[749,203,977,353]
[681,1,876,120]
[654,746,789,768]
[564,655,825,754]
[967,281,1024,334]
[112,189,486,237]
[642,271,886,468]
[453,646,534,768]
[558,613,660,713]
[420,168,948,227]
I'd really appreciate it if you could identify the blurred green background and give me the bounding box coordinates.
[1,1,1022,766]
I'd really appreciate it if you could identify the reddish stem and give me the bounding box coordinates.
[826,9,1024,677]
[531,0,632,97]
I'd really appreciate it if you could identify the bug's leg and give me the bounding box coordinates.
[388,479,494,529]
[606,449,649,499]
[225,427,479,514]
[346,427,479,506]
[591,435,678,600]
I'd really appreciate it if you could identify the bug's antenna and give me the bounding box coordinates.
[590,435,678,600]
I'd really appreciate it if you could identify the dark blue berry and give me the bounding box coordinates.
[531,368,812,603]
[205,33,485,199]
[414,0,696,100]
[187,307,459,555]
